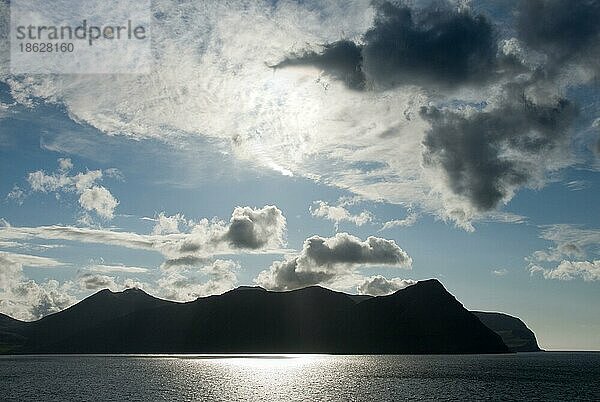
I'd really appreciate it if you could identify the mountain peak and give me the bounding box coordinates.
[414,278,445,288]
[385,279,447,298]
[90,287,151,299]
[122,287,149,295]
[232,286,267,292]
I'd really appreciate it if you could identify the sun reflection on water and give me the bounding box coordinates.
[213,354,321,370]
[177,354,326,399]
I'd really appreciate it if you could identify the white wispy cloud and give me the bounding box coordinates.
[529,225,600,263]
[492,269,509,277]
[310,200,373,229]
[0,251,66,269]
[0,206,289,260]
[528,224,600,282]
[6,186,25,205]
[87,264,150,274]
[565,180,589,191]
[381,212,419,231]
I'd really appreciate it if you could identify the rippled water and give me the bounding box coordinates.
[1,353,599,401]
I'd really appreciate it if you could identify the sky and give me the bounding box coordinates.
[0,0,599,351]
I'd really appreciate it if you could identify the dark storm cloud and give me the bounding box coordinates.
[274,1,509,89]
[256,233,411,291]
[517,0,600,73]
[273,40,365,90]
[361,1,498,88]
[421,92,578,211]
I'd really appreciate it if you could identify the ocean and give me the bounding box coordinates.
[1,353,598,401]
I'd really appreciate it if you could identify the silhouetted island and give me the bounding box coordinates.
[0,279,541,355]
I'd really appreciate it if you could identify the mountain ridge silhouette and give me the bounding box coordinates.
[0,279,539,354]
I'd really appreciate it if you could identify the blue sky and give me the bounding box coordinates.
[1,0,599,350]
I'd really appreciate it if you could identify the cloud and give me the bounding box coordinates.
[75,268,151,294]
[529,224,600,263]
[1,0,595,231]
[565,180,588,191]
[517,0,600,76]
[77,273,119,291]
[0,251,66,271]
[0,206,289,260]
[421,90,578,221]
[0,241,64,252]
[157,259,239,301]
[26,159,120,221]
[160,256,210,270]
[274,40,365,90]
[357,275,416,296]
[0,225,155,251]
[0,251,75,321]
[104,168,124,181]
[58,157,73,172]
[223,206,286,249]
[6,186,25,205]
[362,2,501,88]
[78,186,119,220]
[528,224,600,282]
[530,260,600,282]
[381,212,419,231]
[3,280,76,321]
[1,249,216,318]
[492,269,509,277]
[87,264,150,274]
[255,232,411,291]
[147,212,189,235]
[310,201,373,229]
[276,2,505,90]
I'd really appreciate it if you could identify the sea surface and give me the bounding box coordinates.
[1,353,598,401]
